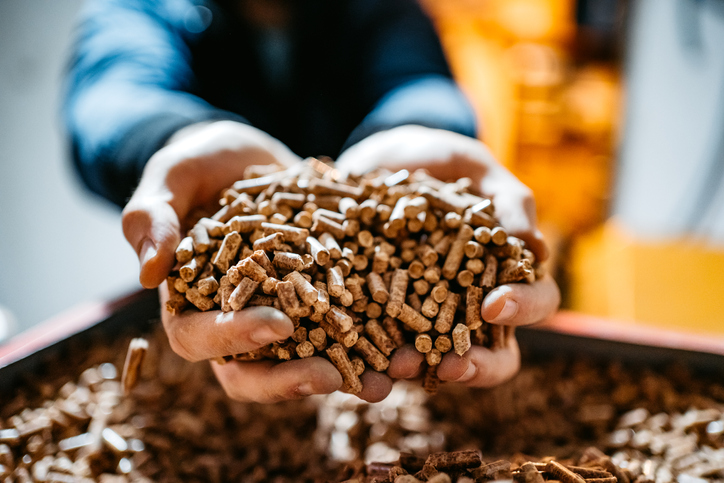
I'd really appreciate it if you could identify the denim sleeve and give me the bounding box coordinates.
[62,0,247,207]
[342,75,478,151]
[341,0,477,151]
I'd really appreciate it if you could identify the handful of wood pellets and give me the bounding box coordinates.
[166,158,543,394]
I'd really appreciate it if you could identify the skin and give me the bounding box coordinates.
[123,121,560,403]
[336,126,560,388]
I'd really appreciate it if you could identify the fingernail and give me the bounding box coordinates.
[489,299,518,323]
[251,326,284,345]
[456,360,477,382]
[139,238,157,267]
[297,382,315,397]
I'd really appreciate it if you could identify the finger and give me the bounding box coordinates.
[211,357,342,403]
[437,338,521,388]
[481,273,560,326]
[160,286,294,361]
[356,370,394,403]
[122,195,181,289]
[387,344,426,379]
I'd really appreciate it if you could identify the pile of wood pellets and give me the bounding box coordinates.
[358,449,623,483]
[167,159,543,393]
[1,325,723,483]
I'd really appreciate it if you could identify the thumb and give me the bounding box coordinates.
[122,196,181,289]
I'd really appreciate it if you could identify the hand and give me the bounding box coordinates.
[158,281,344,403]
[123,120,343,403]
[337,125,561,388]
[123,120,300,289]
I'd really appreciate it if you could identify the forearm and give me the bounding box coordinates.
[62,0,250,207]
[65,83,247,207]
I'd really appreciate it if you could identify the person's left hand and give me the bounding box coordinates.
[336,125,561,388]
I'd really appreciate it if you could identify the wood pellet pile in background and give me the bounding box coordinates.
[167,159,543,393]
[1,327,722,482]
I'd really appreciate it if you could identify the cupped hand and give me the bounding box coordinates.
[337,125,561,388]
[158,282,343,403]
[123,120,345,403]
[122,120,300,289]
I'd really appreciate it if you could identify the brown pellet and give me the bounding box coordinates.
[228,277,259,311]
[262,222,309,245]
[442,224,474,280]
[425,450,482,471]
[491,226,508,246]
[296,341,315,358]
[227,214,267,233]
[426,348,442,366]
[253,232,284,252]
[353,336,390,372]
[364,319,397,356]
[545,461,586,483]
[434,292,460,334]
[318,232,342,259]
[464,240,484,259]
[408,260,425,280]
[350,356,365,376]
[452,323,471,356]
[293,210,313,228]
[308,327,328,351]
[273,251,304,272]
[465,258,484,274]
[366,272,390,304]
[312,281,331,315]
[415,334,433,353]
[435,334,453,353]
[186,286,215,311]
[413,279,430,296]
[196,276,219,297]
[456,270,475,287]
[180,254,208,283]
[372,250,390,274]
[175,236,194,263]
[421,296,439,318]
[498,259,533,285]
[189,224,210,253]
[398,304,433,333]
[237,257,267,283]
[365,302,382,319]
[326,344,363,394]
[325,306,354,333]
[121,338,148,395]
[382,316,406,348]
[286,271,319,306]
[276,280,301,316]
[423,364,440,395]
[386,269,409,318]
[305,236,330,266]
[312,215,346,240]
[481,253,498,290]
[465,286,484,330]
[474,226,492,244]
[319,320,358,348]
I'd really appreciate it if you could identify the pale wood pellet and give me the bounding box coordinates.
[164,159,542,394]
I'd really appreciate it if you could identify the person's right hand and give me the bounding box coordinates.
[122,120,300,289]
[122,120,345,403]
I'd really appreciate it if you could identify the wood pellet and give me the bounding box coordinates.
[2,325,723,482]
[167,159,543,394]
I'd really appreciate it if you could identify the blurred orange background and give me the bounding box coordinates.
[423,0,724,335]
